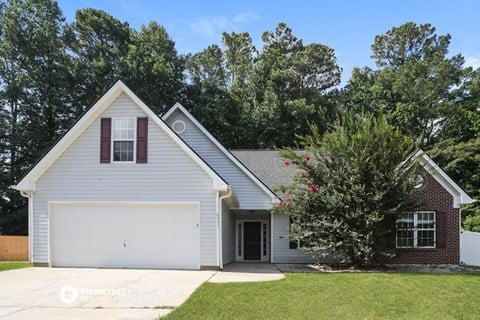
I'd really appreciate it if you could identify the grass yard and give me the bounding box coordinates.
[0,262,32,272]
[164,272,480,320]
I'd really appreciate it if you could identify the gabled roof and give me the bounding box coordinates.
[14,80,228,192]
[414,150,473,208]
[162,103,279,203]
[233,148,473,209]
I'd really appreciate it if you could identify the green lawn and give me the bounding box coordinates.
[0,262,32,272]
[164,273,480,320]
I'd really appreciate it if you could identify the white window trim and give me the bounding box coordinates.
[396,211,436,249]
[111,117,136,163]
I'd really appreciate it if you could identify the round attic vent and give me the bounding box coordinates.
[413,174,425,189]
[172,120,186,134]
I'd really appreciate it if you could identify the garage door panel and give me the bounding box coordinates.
[49,202,200,269]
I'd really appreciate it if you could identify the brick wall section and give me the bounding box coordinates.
[390,168,460,264]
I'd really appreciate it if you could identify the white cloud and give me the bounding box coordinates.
[189,12,258,39]
[232,12,258,24]
[465,56,480,70]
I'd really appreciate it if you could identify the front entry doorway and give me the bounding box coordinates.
[235,219,269,262]
[243,222,261,260]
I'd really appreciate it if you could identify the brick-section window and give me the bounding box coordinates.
[396,212,436,248]
[390,168,460,264]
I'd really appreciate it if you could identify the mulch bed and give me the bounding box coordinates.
[276,263,480,273]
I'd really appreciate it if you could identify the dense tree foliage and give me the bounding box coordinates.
[274,114,418,266]
[68,8,132,109]
[0,0,478,237]
[184,23,341,148]
[428,138,480,220]
[340,22,480,230]
[124,21,185,114]
[342,22,467,146]
[0,0,74,234]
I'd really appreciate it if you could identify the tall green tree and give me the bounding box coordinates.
[428,137,480,227]
[70,12,184,115]
[249,23,341,147]
[222,31,256,98]
[68,8,132,110]
[438,68,480,143]
[125,21,184,114]
[185,22,341,148]
[430,70,480,225]
[221,32,257,147]
[0,0,73,234]
[341,22,480,233]
[275,113,418,267]
[343,22,467,146]
[184,44,239,146]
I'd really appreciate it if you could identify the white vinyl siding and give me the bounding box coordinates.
[271,213,314,263]
[222,199,235,265]
[165,111,272,210]
[32,94,218,266]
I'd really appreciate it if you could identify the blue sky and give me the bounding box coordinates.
[57,0,480,85]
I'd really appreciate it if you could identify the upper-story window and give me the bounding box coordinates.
[112,118,135,162]
[100,117,148,164]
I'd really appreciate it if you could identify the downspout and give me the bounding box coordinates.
[459,207,464,265]
[270,198,281,264]
[218,186,233,270]
[19,191,33,262]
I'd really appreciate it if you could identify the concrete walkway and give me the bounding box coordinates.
[209,263,284,283]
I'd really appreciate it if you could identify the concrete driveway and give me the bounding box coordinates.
[0,267,216,320]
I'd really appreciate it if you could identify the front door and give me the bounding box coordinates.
[243,222,261,260]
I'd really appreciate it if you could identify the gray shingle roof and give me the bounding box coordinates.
[230,150,300,191]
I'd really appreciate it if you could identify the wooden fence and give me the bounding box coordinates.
[0,236,29,261]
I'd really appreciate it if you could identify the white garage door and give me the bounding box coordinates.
[49,202,200,269]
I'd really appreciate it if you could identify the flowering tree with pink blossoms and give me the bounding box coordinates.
[274,113,419,267]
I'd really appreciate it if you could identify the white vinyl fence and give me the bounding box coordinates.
[461,230,480,266]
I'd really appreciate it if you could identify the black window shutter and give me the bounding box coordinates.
[436,211,446,249]
[100,118,111,163]
[382,213,397,251]
[136,117,148,163]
